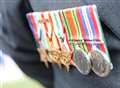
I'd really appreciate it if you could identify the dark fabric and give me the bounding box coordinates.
[0,0,120,88]
[0,0,53,88]
[53,23,120,88]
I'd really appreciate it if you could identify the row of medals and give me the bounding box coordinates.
[37,44,112,77]
[37,17,112,77]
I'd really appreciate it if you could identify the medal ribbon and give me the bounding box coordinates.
[89,5,112,64]
[37,13,52,49]
[61,10,75,49]
[58,11,73,52]
[49,11,63,50]
[86,5,106,53]
[71,8,88,52]
[27,13,39,44]
[89,5,106,53]
[76,5,107,54]
[50,11,71,52]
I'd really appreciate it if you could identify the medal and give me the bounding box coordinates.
[37,13,52,67]
[86,5,113,77]
[47,11,64,68]
[47,49,62,68]
[73,48,91,75]
[63,9,91,75]
[61,8,91,74]
[89,48,111,77]
[50,11,73,70]
[73,8,92,75]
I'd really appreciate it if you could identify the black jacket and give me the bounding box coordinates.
[0,0,120,88]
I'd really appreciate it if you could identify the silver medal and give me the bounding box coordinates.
[73,48,91,75]
[90,49,111,77]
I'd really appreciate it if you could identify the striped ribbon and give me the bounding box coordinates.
[50,11,72,52]
[60,5,107,54]
[26,5,110,63]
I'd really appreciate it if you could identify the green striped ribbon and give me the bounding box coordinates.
[61,11,75,49]
[71,9,88,52]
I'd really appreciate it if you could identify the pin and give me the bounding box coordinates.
[73,48,91,75]
[89,48,111,77]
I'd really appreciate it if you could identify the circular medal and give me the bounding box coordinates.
[73,48,91,75]
[89,49,111,77]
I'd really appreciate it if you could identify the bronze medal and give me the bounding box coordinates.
[60,51,72,71]
[89,49,111,77]
[73,48,91,75]
[48,49,62,68]
[37,48,49,68]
